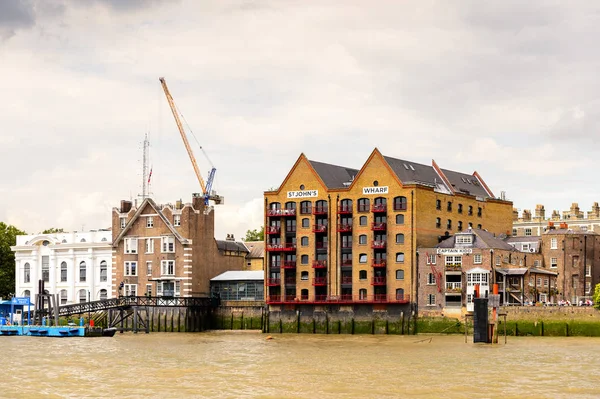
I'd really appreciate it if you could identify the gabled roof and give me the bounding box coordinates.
[440,168,490,198]
[544,229,598,235]
[436,229,516,251]
[505,236,541,243]
[112,198,188,247]
[308,160,359,189]
[383,155,441,187]
[210,271,264,281]
[215,240,249,253]
[243,241,265,258]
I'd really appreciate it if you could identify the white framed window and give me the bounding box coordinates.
[534,260,540,267]
[586,264,591,277]
[495,255,501,266]
[161,236,175,253]
[473,254,482,264]
[426,254,436,265]
[522,244,530,252]
[174,214,181,227]
[147,216,154,228]
[427,294,436,306]
[580,225,588,232]
[146,284,152,296]
[120,217,126,228]
[445,256,462,267]
[100,260,107,282]
[544,278,549,287]
[525,228,532,236]
[550,257,558,268]
[124,238,138,254]
[124,261,137,276]
[586,281,591,294]
[359,254,367,263]
[537,277,542,287]
[124,284,137,297]
[145,238,154,254]
[550,238,558,249]
[157,282,163,296]
[161,260,175,276]
[427,273,436,285]
[455,235,473,244]
[175,281,181,297]
[512,228,517,236]
[146,261,152,276]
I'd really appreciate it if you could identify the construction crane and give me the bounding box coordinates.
[159,77,223,213]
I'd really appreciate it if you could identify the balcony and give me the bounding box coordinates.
[371,240,387,249]
[313,277,327,286]
[371,276,387,286]
[338,205,353,215]
[285,226,297,234]
[341,259,352,267]
[267,243,297,252]
[372,259,387,268]
[371,222,387,231]
[282,260,296,269]
[393,203,407,211]
[270,261,281,269]
[284,278,296,286]
[337,223,352,233]
[266,294,410,304]
[312,206,328,215]
[446,282,462,293]
[372,204,387,213]
[445,264,462,272]
[315,242,328,250]
[267,295,282,303]
[341,276,352,285]
[266,278,281,286]
[267,209,296,217]
[312,224,327,233]
[340,242,352,249]
[312,260,327,269]
[267,226,281,235]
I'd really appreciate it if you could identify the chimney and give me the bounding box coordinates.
[522,209,531,222]
[547,221,555,230]
[559,222,568,229]
[176,199,183,210]
[512,208,519,221]
[192,193,204,210]
[120,200,132,213]
[535,204,545,219]
[226,234,235,241]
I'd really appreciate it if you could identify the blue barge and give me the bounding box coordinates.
[0,325,85,337]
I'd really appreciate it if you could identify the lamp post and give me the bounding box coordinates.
[87,290,91,326]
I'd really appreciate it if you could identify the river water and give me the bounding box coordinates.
[3,331,600,399]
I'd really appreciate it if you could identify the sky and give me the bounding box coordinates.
[1,0,600,239]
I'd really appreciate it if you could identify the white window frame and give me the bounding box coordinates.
[175,281,181,297]
[145,238,154,254]
[124,261,138,276]
[585,264,591,277]
[146,261,152,276]
[426,254,437,265]
[427,273,436,285]
[522,244,530,252]
[550,238,558,249]
[586,281,591,294]
[147,216,154,228]
[427,294,436,306]
[124,238,138,254]
[473,254,482,264]
[455,235,473,245]
[174,214,181,227]
[161,236,175,253]
[550,257,558,268]
[124,284,137,297]
[445,256,462,267]
[146,284,152,296]
[525,228,532,236]
[120,217,126,228]
[161,260,175,276]
[534,260,540,267]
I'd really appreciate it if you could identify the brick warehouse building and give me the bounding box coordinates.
[111,196,246,298]
[263,148,513,308]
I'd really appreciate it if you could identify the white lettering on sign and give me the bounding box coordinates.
[436,248,473,255]
[362,186,389,195]
[287,190,318,199]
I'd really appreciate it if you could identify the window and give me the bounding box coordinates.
[301,236,309,246]
[477,224,482,229]
[468,206,473,216]
[301,255,309,264]
[285,201,297,211]
[146,261,152,276]
[340,199,352,213]
[24,262,30,283]
[458,204,464,214]
[426,254,436,264]
[544,278,549,287]
[586,264,591,277]
[455,235,472,244]
[546,257,556,268]
[100,260,107,282]
[393,196,407,211]
[175,281,181,297]
[396,288,405,300]
[359,216,367,226]
[550,238,557,249]
[42,256,49,282]
[79,261,86,282]
[120,217,127,228]
[447,219,452,229]
[436,200,441,210]
[512,229,517,236]
[537,277,542,287]
[525,228,532,236]
[457,221,463,231]
[60,262,68,282]
[436,218,441,228]
[174,214,181,226]
[161,260,175,276]
[146,238,154,254]
[359,235,367,245]
[474,254,482,264]
[359,289,367,300]
[79,289,87,303]
[395,234,404,244]
[427,294,436,306]
[359,254,367,263]
[125,261,138,276]
[357,198,370,212]
[301,289,309,300]
[60,290,68,305]
[125,238,138,254]
[302,218,310,228]
[427,273,436,285]
[446,256,462,267]
[124,284,137,297]
[534,260,540,267]
[300,201,312,214]
[301,271,309,280]
[396,214,404,225]
[359,270,367,280]
[161,236,175,253]
[147,216,154,228]
[477,207,482,217]
[80,238,86,243]
[447,202,452,212]
[586,281,592,293]
[396,252,405,262]
[396,269,404,280]
[146,284,152,296]
[495,255,501,266]
[522,244,530,252]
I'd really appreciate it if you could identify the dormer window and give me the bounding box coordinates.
[455,235,473,245]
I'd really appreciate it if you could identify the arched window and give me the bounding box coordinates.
[340,199,352,213]
[60,289,68,305]
[396,214,404,225]
[99,289,108,300]
[359,216,367,226]
[374,197,386,205]
[60,262,67,282]
[447,219,452,229]
[396,269,404,280]
[300,201,312,214]
[23,263,30,283]
[79,289,87,303]
[396,252,405,262]
[80,238,86,243]
[301,289,309,300]
[285,201,296,210]
[359,288,367,300]
[458,221,463,231]
[100,260,107,282]
[394,196,407,211]
[315,200,327,214]
[301,255,309,264]
[301,236,309,246]
[101,237,108,242]
[396,288,405,300]
[357,198,370,212]
[359,234,367,245]
[270,202,281,210]
[436,218,441,228]
[79,261,87,282]
[359,270,367,280]
[301,271,309,280]
[302,218,310,228]
[359,254,367,264]
[62,239,67,243]
[395,234,404,244]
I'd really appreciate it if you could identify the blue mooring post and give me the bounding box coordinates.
[80,317,84,327]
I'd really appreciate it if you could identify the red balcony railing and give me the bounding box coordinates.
[372,204,387,213]
[371,222,387,231]
[371,276,386,285]
[316,242,328,249]
[284,278,296,285]
[372,259,386,268]
[267,226,281,235]
[341,259,352,267]
[312,260,327,269]
[312,224,327,233]
[371,240,387,249]
[338,205,353,214]
[267,243,297,252]
[337,223,352,233]
[285,295,296,302]
[313,277,327,286]
[393,203,407,211]
[312,206,328,215]
[341,276,353,284]
[266,294,410,304]
[267,209,296,217]
[282,260,296,269]
[285,226,297,233]
[267,278,281,286]
[267,295,282,302]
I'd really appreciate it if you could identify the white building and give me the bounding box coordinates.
[11,230,113,305]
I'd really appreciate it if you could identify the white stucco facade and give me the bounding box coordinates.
[11,230,113,305]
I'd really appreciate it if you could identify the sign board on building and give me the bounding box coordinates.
[362,186,389,195]
[436,248,473,255]
[287,190,318,199]
[11,297,30,306]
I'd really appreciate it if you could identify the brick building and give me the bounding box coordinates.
[513,202,600,236]
[264,148,513,308]
[111,196,245,298]
[418,229,551,317]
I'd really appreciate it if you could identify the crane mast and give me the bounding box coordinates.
[159,77,222,210]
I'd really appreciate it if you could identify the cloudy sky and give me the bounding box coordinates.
[1,0,599,238]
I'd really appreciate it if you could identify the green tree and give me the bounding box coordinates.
[0,222,26,297]
[593,283,600,310]
[42,227,64,234]
[243,226,264,242]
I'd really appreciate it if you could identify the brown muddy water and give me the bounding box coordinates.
[3,331,600,399]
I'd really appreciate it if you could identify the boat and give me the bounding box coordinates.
[102,327,117,337]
